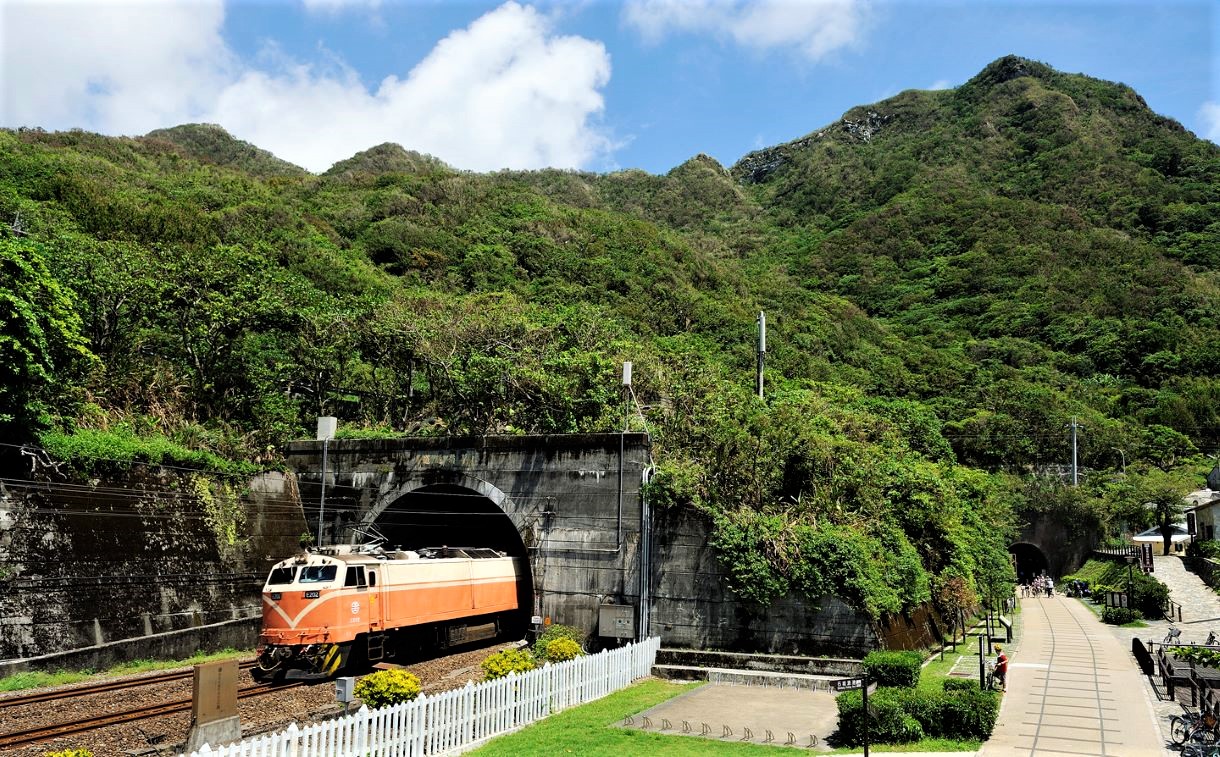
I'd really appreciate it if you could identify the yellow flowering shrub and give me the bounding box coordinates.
[353,669,421,708]
[480,648,537,680]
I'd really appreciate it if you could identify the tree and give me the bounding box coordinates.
[0,237,93,437]
[1142,482,1186,556]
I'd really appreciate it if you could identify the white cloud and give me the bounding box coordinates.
[1200,102,1220,143]
[0,1,613,172]
[928,79,952,91]
[623,0,868,60]
[1,0,233,135]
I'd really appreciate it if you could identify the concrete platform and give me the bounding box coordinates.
[622,682,841,750]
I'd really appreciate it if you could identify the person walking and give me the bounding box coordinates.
[993,645,1008,691]
[1046,577,1054,597]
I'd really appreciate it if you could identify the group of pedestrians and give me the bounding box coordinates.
[1020,574,1054,597]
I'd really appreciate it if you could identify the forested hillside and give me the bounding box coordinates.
[3,56,1217,622]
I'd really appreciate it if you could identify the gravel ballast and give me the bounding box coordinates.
[0,641,518,757]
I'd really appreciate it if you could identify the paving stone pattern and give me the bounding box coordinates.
[1151,555,1220,626]
[981,595,1166,756]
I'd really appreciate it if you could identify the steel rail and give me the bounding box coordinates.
[0,679,300,748]
[0,660,258,709]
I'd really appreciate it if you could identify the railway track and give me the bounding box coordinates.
[0,660,258,709]
[0,680,303,749]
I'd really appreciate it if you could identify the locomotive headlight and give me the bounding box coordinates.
[304,590,321,599]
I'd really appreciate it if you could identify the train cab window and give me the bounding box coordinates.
[368,571,376,587]
[267,567,297,585]
[344,566,366,588]
[299,565,337,583]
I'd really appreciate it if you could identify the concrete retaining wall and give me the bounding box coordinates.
[0,618,259,677]
[0,470,304,661]
[649,506,879,656]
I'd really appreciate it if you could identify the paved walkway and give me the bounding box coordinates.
[980,595,1166,756]
[1152,554,1220,627]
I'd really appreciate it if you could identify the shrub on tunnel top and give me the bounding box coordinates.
[354,669,421,708]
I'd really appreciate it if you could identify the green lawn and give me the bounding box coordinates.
[468,679,786,757]
[468,675,980,756]
[0,648,251,692]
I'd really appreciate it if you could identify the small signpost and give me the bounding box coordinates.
[833,675,875,755]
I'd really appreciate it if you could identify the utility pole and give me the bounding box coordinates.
[316,416,336,546]
[1069,416,1079,486]
[756,311,766,400]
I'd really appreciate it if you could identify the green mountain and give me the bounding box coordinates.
[324,143,453,179]
[2,56,1216,620]
[144,123,307,177]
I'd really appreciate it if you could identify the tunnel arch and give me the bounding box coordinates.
[1010,542,1051,583]
[356,476,535,634]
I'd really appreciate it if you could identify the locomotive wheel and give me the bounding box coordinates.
[254,654,286,682]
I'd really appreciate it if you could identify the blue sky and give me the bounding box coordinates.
[2,1,1216,174]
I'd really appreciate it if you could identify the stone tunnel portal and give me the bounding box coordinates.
[1010,542,1051,582]
[372,483,534,635]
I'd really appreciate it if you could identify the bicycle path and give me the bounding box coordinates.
[979,594,1167,756]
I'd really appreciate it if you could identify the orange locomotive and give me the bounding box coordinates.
[255,544,526,680]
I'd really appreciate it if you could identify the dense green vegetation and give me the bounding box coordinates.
[2,56,1218,621]
[1063,557,1170,620]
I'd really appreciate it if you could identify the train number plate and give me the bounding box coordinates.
[304,590,320,599]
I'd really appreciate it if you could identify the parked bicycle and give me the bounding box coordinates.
[1189,712,1220,747]
[1183,743,1220,757]
[982,660,995,690]
[1172,704,1214,746]
[1166,626,1183,644]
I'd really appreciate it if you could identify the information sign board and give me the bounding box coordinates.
[832,676,864,692]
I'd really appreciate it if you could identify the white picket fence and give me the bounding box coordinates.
[186,637,661,757]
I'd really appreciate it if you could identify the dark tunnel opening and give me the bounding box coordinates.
[375,484,524,555]
[1010,542,1050,583]
[373,484,535,633]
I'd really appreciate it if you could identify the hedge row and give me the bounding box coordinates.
[861,650,922,688]
[835,684,1000,744]
[1102,606,1142,625]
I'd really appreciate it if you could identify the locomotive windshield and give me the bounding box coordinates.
[267,567,297,585]
[299,565,338,583]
